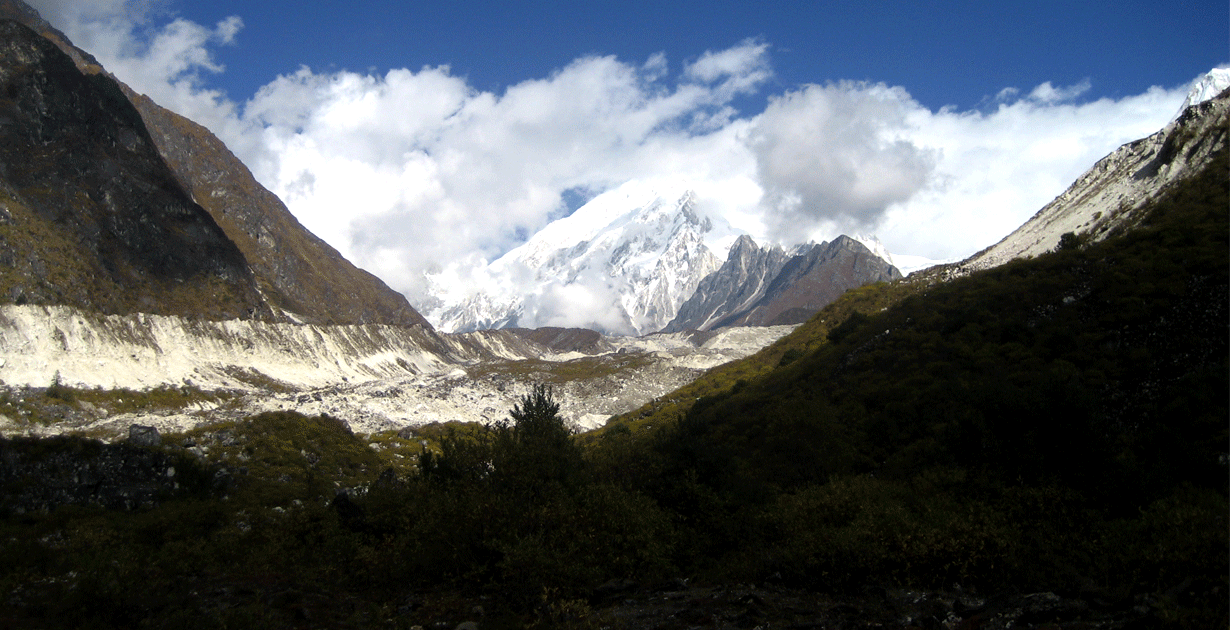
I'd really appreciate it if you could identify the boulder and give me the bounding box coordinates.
[128,424,161,447]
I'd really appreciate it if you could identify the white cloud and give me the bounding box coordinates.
[878,82,1186,260]
[27,0,243,130]
[24,2,1195,326]
[744,79,1187,259]
[237,51,772,302]
[748,81,938,240]
[1026,78,1092,104]
[683,38,773,97]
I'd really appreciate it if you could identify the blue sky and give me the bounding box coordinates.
[24,0,1228,327]
[174,0,1225,112]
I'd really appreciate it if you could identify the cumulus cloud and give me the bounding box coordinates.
[877,82,1186,260]
[238,50,771,303]
[1026,78,1093,104]
[25,2,1194,326]
[745,79,1187,258]
[683,38,773,98]
[749,82,938,241]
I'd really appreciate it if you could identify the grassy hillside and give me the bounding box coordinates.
[654,152,1227,495]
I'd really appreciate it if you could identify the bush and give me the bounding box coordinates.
[45,371,75,403]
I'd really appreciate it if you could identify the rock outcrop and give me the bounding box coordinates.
[665,235,901,331]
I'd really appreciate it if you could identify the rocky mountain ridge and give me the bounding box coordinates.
[665,234,902,332]
[0,20,270,320]
[429,184,725,335]
[429,181,904,336]
[949,84,1229,277]
[663,234,789,332]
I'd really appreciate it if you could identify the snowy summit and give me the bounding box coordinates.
[427,180,739,335]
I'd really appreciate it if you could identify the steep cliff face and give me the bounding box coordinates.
[665,235,901,331]
[0,20,270,319]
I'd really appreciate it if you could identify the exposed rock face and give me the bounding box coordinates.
[0,0,101,71]
[952,89,1229,277]
[127,424,161,447]
[0,20,270,319]
[734,236,902,327]
[666,235,901,331]
[663,235,789,332]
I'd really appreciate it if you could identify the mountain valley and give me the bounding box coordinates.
[0,0,899,438]
[0,1,1225,627]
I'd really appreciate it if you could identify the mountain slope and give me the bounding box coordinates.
[431,179,905,336]
[588,144,1227,606]
[430,183,725,335]
[953,85,1229,276]
[736,236,901,327]
[666,154,1226,489]
[612,89,1229,437]
[127,93,431,327]
[667,235,901,331]
[0,20,268,319]
[0,0,431,328]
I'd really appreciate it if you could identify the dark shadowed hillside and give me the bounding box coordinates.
[0,20,269,319]
[0,0,432,327]
[592,122,1227,607]
[0,112,1216,630]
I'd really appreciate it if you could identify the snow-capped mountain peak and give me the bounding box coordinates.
[1177,67,1230,115]
[427,180,729,335]
[853,234,893,265]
